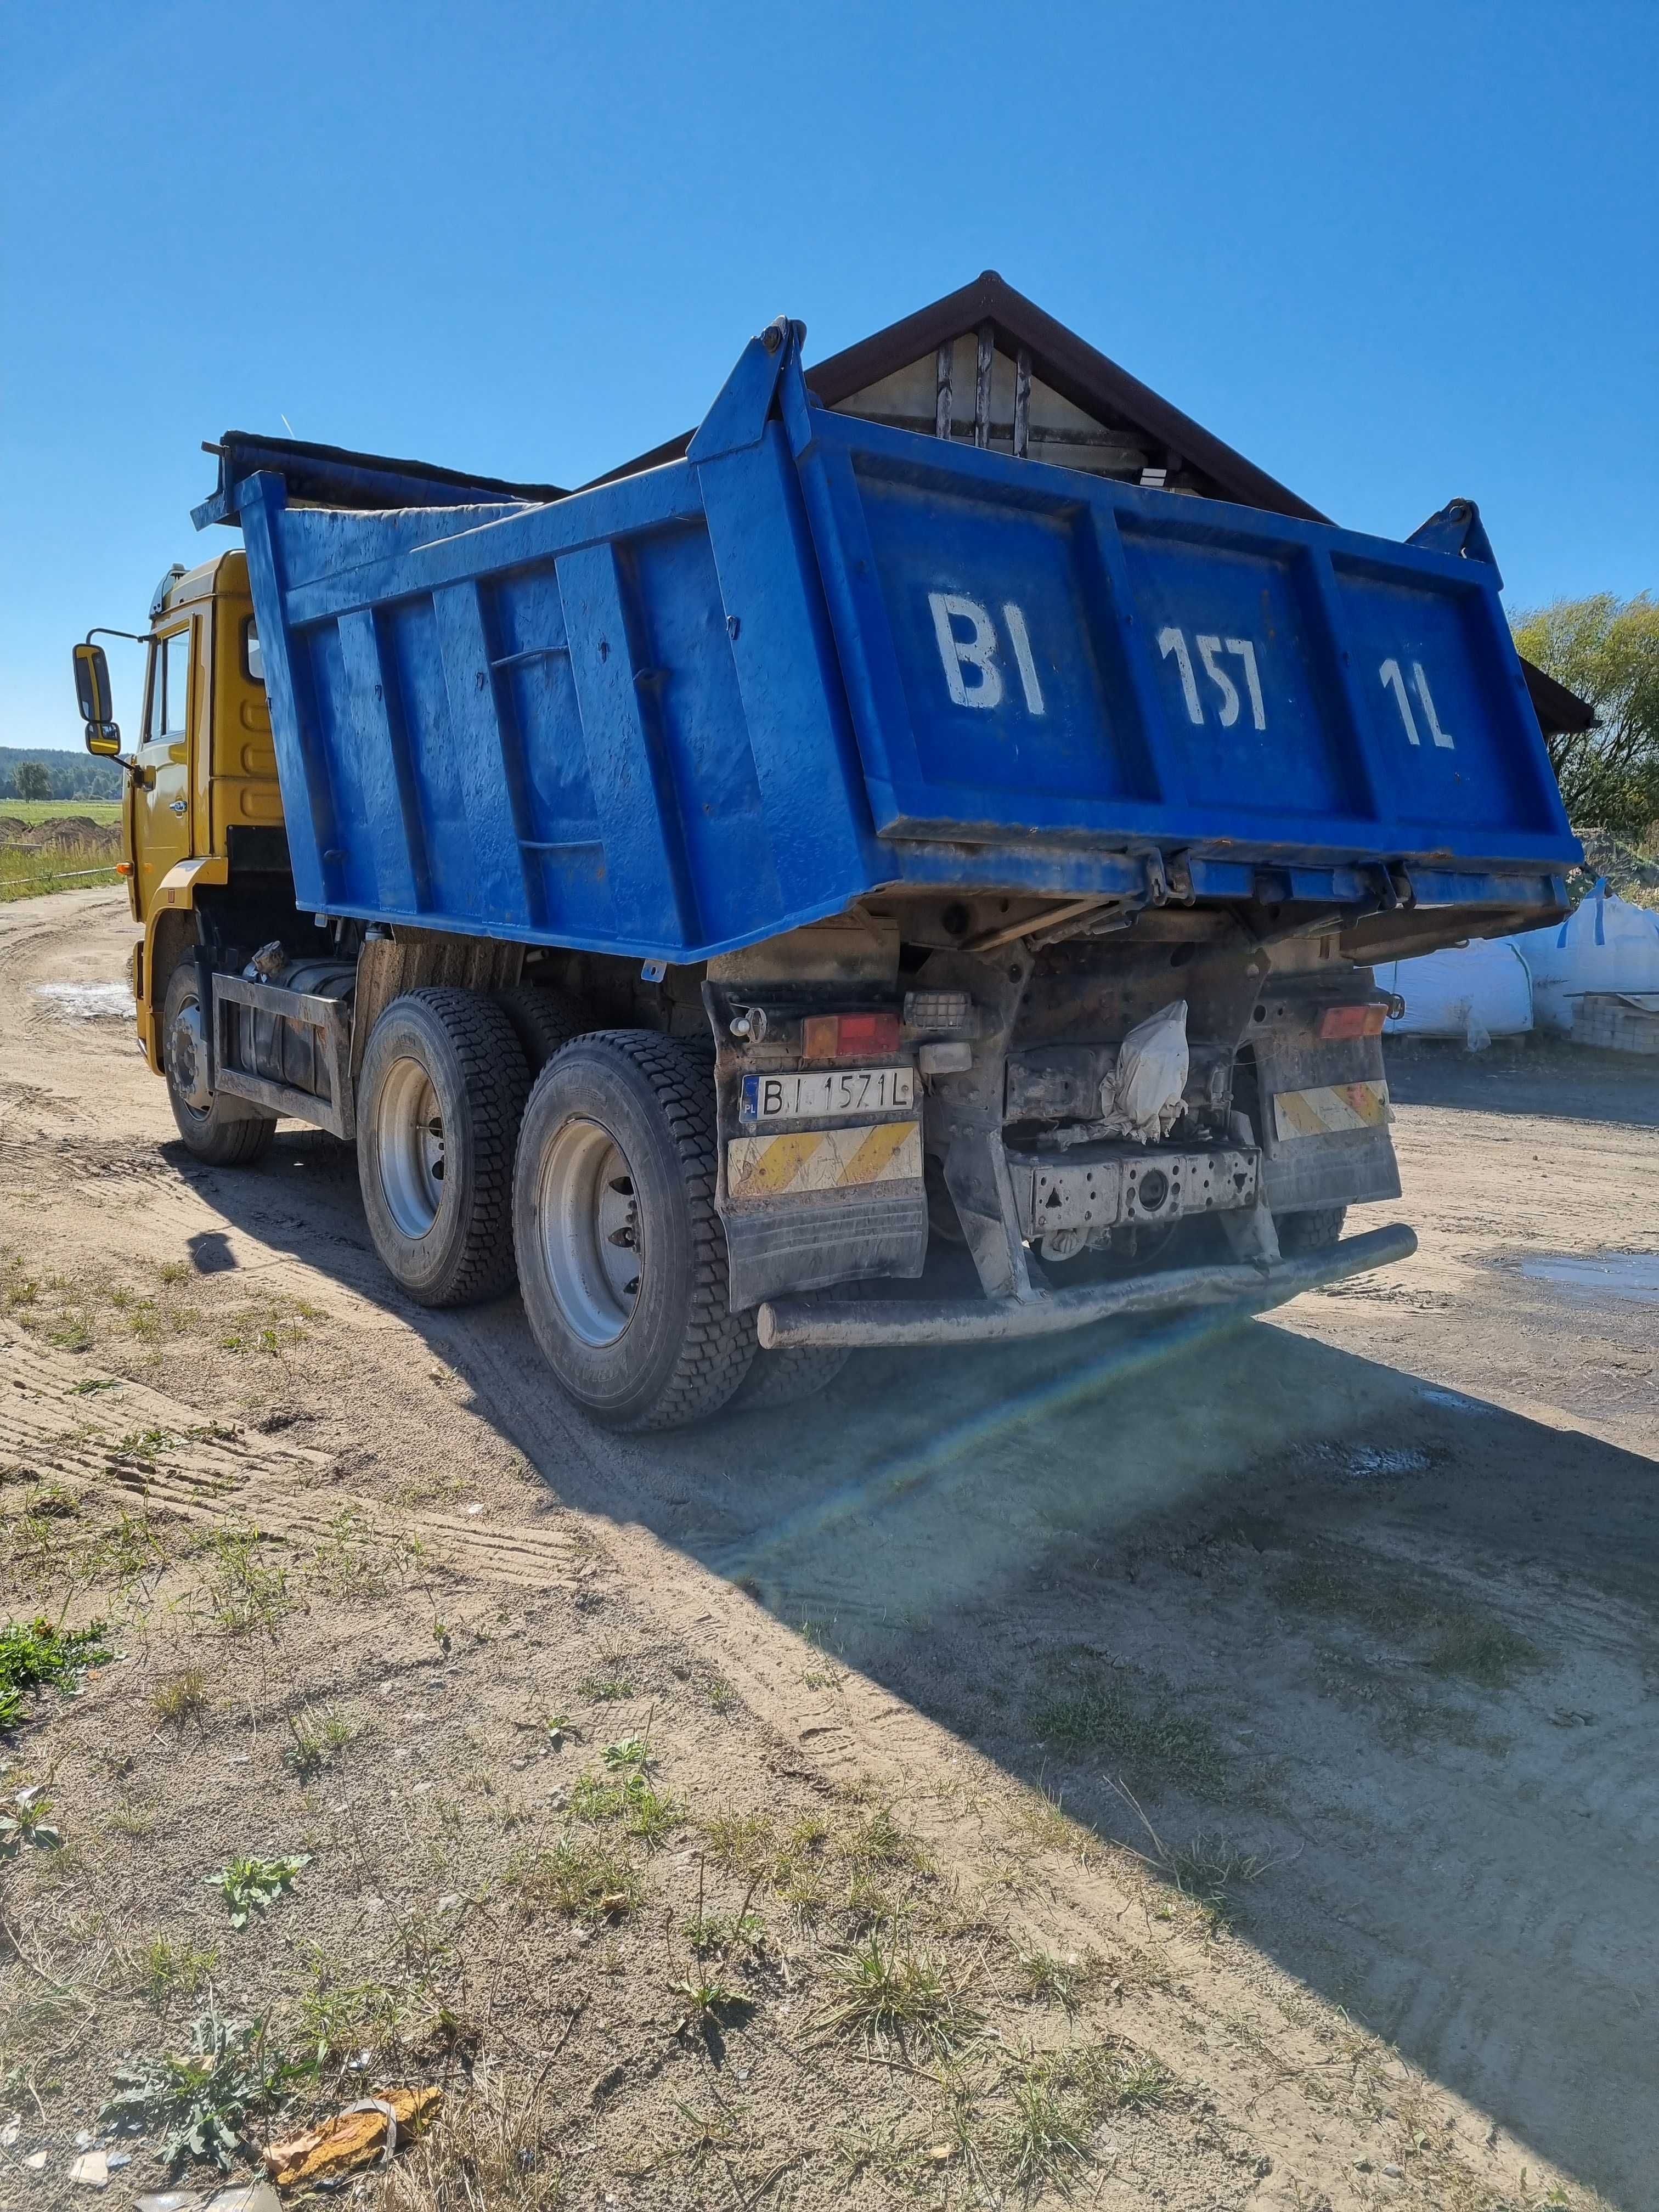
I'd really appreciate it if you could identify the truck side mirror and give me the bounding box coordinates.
[74,641,111,721]
[73,642,122,756]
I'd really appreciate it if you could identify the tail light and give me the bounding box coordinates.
[801,1010,901,1061]
[1318,1003,1387,1041]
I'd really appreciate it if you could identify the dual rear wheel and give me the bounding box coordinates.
[355,991,848,1429]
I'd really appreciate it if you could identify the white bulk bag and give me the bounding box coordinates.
[1379,941,1533,1049]
[1100,1000,1189,1141]
[1514,880,1659,1034]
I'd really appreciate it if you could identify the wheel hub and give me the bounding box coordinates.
[377,1056,446,1239]
[536,1116,641,1347]
[169,997,213,1114]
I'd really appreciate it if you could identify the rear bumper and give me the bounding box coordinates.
[755,1221,1417,1350]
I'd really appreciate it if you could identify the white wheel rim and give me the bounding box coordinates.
[377,1055,445,1239]
[168,994,213,1118]
[536,1115,640,1347]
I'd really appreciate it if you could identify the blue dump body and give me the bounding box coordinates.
[227,324,1578,960]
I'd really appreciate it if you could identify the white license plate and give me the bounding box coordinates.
[741,1066,915,1124]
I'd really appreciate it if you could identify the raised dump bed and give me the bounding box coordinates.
[220,320,1576,962]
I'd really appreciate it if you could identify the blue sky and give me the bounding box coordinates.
[3,0,1654,750]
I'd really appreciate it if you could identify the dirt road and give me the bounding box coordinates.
[2,888,1655,2210]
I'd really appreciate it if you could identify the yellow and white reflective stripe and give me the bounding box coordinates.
[727,1120,922,1200]
[1272,1081,1392,1141]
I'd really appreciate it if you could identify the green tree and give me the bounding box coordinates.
[1510,592,1659,843]
[14,761,52,803]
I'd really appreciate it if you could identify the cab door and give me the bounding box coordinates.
[132,618,196,919]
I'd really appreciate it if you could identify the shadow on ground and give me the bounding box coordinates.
[191,1126,1659,2205]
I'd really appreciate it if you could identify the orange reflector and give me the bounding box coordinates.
[116,861,133,877]
[1319,1003,1386,1041]
[801,1010,902,1060]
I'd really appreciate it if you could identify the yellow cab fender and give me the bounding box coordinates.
[136,855,229,1074]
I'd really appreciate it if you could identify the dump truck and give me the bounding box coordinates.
[72,318,1580,1429]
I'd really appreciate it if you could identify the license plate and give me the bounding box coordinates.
[741,1066,915,1124]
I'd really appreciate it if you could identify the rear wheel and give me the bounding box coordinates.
[514,1031,752,1430]
[728,1339,851,1412]
[494,983,585,1073]
[1278,1205,1347,1254]
[161,963,276,1167]
[357,989,530,1306]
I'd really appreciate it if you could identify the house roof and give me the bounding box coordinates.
[594,270,1593,737]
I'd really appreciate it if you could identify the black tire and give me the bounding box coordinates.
[727,1341,852,1412]
[1278,1205,1347,1254]
[513,1031,753,1430]
[357,989,531,1307]
[494,983,585,1073]
[161,963,276,1167]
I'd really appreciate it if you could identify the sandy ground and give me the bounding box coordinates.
[1,888,1655,2211]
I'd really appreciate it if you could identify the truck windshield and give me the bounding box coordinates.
[242,617,263,684]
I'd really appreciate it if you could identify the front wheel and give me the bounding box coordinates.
[513,1032,753,1430]
[161,963,276,1167]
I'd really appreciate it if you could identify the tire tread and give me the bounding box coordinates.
[364,988,529,1307]
[519,1029,751,1430]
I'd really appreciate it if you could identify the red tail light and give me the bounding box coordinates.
[802,1011,901,1061]
[1319,1003,1387,1041]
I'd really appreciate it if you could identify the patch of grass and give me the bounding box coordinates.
[116,1425,178,1463]
[569,1768,681,1847]
[669,1972,751,2037]
[143,1937,219,2010]
[1168,1830,1272,1911]
[152,1667,208,1726]
[205,1852,309,1928]
[1014,1943,1104,2012]
[997,2040,1171,2186]
[575,1671,634,1701]
[1425,1616,1544,1691]
[22,1480,78,1520]
[194,1524,292,1638]
[1276,1548,1545,1692]
[706,1675,739,1715]
[0,1614,113,1726]
[311,1506,382,1598]
[509,1833,641,1923]
[701,1808,775,1873]
[108,1799,162,1839]
[1031,1660,1228,1800]
[682,1907,765,1959]
[284,1705,356,1779]
[372,2067,565,2211]
[840,1804,930,1874]
[91,1511,170,1588]
[294,1951,401,2075]
[816,1933,981,2057]
[1000,2056,1092,2191]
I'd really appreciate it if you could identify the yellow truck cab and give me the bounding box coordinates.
[79,553,285,1074]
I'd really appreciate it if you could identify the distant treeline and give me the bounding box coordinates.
[0,748,124,802]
